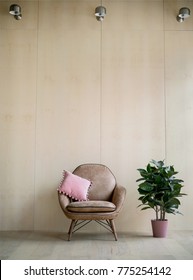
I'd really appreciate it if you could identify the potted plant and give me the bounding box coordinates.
[136,159,187,237]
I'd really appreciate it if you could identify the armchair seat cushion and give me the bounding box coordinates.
[67,200,116,213]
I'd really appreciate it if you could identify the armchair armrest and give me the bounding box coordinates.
[58,193,70,214]
[111,185,126,213]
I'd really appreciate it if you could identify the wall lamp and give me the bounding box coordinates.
[177,7,190,22]
[95,6,106,21]
[9,4,22,20]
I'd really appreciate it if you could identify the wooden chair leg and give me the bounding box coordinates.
[110,219,118,241]
[68,220,76,241]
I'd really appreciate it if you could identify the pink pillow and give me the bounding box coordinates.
[57,170,92,201]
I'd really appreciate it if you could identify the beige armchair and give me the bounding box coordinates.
[58,163,126,241]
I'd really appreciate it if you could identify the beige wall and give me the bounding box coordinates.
[0,0,193,234]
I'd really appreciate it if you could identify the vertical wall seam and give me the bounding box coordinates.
[99,0,103,164]
[33,0,40,231]
[100,0,105,164]
[163,0,167,164]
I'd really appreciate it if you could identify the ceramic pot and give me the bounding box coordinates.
[151,219,168,238]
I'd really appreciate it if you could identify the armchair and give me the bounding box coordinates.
[58,163,126,241]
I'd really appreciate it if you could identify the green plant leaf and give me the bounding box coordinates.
[140,206,152,211]
[138,182,154,192]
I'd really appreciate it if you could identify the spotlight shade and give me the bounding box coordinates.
[14,14,22,20]
[9,4,21,16]
[178,7,190,19]
[177,16,184,22]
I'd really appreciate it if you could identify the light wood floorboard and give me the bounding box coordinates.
[0,231,193,260]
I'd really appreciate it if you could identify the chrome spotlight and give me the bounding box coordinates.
[95,6,106,21]
[9,4,22,20]
[177,7,190,22]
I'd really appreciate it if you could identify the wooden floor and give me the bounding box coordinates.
[0,230,193,260]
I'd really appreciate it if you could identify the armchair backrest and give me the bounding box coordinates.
[73,164,116,201]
